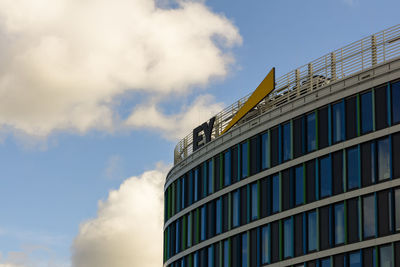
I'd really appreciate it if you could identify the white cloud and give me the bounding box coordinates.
[126,94,224,140]
[72,163,169,267]
[0,0,241,137]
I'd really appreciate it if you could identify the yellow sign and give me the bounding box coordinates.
[221,68,275,135]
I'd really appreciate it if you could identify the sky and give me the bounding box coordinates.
[0,0,399,267]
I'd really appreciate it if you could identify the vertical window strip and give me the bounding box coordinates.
[372,88,376,131]
[290,119,294,160]
[328,104,332,146]
[315,109,319,150]
[343,149,347,193]
[387,82,392,127]
[357,94,361,136]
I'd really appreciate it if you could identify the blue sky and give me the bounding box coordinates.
[0,0,399,266]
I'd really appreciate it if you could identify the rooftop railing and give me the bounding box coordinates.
[174,24,400,165]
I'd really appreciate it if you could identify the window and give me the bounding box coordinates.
[349,251,361,267]
[232,191,240,228]
[347,146,360,190]
[320,156,332,198]
[332,101,345,143]
[377,137,391,181]
[208,160,213,195]
[308,211,317,252]
[261,225,270,264]
[377,190,393,236]
[187,213,192,247]
[284,218,293,258]
[361,142,376,187]
[318,106,329,149]
[231,146,238,183]
[241,142,248,179]
[193,251,199,267]
[214,155,221,191]
[240,187,248,226]
[214,243,220,267]
[224,150,231,186]
[396,189,400,231]
[363,247,376,267]
[260,178,270,218]
[201,206,206,241]
[270,127,279,167]
[375,85,388,130]
[250,137,259,175]
[189,172,193,205]
[347,198,360,244]
[393,81,400,124]
[223,240,229,267]
[306,160,316,203]
[271,222,280,263]
[208,246,214,267]
[222,195,229,232]
[363,194,376,238]
[293,116,304,158]
[320,258,331,267]
[295,165,304,206]
[320,206,331,250]
[379,245,393,267]
[261,132,269,169]
[346,96,358,139]
[216,198,222,234]
[251,183,258,220]
[333,254,345,267]
[250,229,257,267]
[282,122,291,161]
[334,203,345,245]
[272,175,280,213]
[207,202,215,239]
[361,91,373,133]
[393,133,400,179]
[332,151,344,195]
[242,233,248,267]
[194,168,199,202]
[282,169,293,211]
[307,112,317,152]
[182,176,186,210]
[294,214,304,257]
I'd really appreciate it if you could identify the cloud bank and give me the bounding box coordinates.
[0,0,241,138]
[72,164,168,267]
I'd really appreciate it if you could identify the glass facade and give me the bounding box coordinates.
[295,165,304,206]
[307,112,316,152]
[272,174,280,213]
[363,195,376,239]
[334,203,345,245]
[347,146,360,190]
[224,150,231,186]
[283,122,291,162]
[232,190,239,228]
[320,156,332,198]
[261,225,270,264]
[241,142,248,179]
[396,189,400,231]
[361,91,373,133]
[251,183,258,220]
[332,101,345,143]
[393,81,400,124]
[377,137,391,181]
[308,211,317,252]
[261,132,269,169]
[284,218,293,258]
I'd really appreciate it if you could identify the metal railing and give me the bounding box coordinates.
[174,24,400,165]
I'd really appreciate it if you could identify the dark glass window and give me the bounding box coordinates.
[282,122,291,161]
[222,195,229,232]
[393,81,400,124]
[283,217,293,258]
[332,101,345,143]
[333,254,345,267]
[320,155,332,198]
[251,183,258,221]
[395,242,400,267]
[393,133,400,179]
[307,112,317,152]
[332,150,344,195]
[216,198,221,235]
[241,142,248,179]
[250,229,257,267]
[396,189,400,232]
[207,201,215,239]
[232,190,239,228]
[375,85,388,130]
[320,258,331,267]
[361,142,376,187]
[261,132,269,169]
[261,225,270,264]
[347,146,360,190]
[201,206,206,241]
[363,247,376,267]
[361,91,373,133]
[294,214,304,257]
[189,172,194,205]
[223,240,229,267]
[240,186,247,226]
[346,96,358,139]
[194,251,199,267]
[194,168,199,202]
[214,242,220,267]
[250,137,259,176]
[363,194,376,238]
[348,251,361,267]
[319,206,331,250]
[306,160,316,203]
[347,198,360,244]
[231,235,239,267]
[307,261,317,267]
[377,137,391,181]
[187,213,192,247]
[308,211,317,252]
[334,203,345,245]
[379,245,393,267]
[260,178,270,218]
[242,233,248,267]
[231,146,238,184]
[224,150,231,187]
[295,165,304,206]
[270,127,279,167]
[208,245,214,267]
[318,106,329,149]
[208,160,213,195]
[293,116,304,158]
[282,169,293,211]
[271,222,279,263]
[272,174,280,213]
[214,155,221,191]
[377,190,393,236]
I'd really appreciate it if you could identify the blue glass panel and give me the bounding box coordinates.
[201,206,206,241]
[393,81,400,124]
[283,122,291,161]
[272,175,280,213]
[181,177,185,209]
[176,220,180,253]
[208,246,214,267]
[187,214,192,247]
[242,233,248,267]
[308,211,317,252]
[363,195,376,238]
[396,189,400,231]
[347,146,360,190]
[208,160,213,194]
[377,137,391,181]
[224,240,229,267]
[232,190,240,227]
[261,225,270,264]
[193,251,199,267]
[251,183,258,220]
[320,258,331,267]
[189,172,193,205]
[334,203,345,245]
[295,165,304,206]
[261,132,269,169]
[379,245,393,267]
[216,199,221,234]
[224,151,231,186]
[332,101,345,143]
[349,251,361,267]
[320,156,332,198]
[194,169,199,202]
[284,218,293,258]
[307,112,316,152]
[361,91,373,133]
[242,142,248,178]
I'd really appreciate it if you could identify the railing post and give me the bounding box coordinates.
[371,34,377,66]
[330,52,337,81]
[295,69,300,96]
[308,63,313,91]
